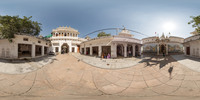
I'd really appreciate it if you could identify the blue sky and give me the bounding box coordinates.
[0,0,200,39]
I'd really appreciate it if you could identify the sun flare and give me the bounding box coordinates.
[163,22,176,31]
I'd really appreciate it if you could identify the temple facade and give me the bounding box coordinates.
[183,34,200,57]
[49,26,86,54]
[142,33,184,55]
[80,29,142,58]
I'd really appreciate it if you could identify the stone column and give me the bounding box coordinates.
[124,44,127,57]
[69,43,72,53]
[157,44,159,55]
[132,44,135,57]
[42,46,44,56]
[31,43,35,58]
[138,45,141,56]
[84,47,86,55]
[80,46,82,54]
[166,44,168,55]
[98,46,102,57]
[59,43,62,53]
[90,46,92,56]
[111,43,117,58]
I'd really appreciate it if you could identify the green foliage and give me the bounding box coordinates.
[97,32,111,37]
[188,15,200,33]
[0,15,42,41]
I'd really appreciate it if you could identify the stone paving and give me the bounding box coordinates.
[0,53,200,100]
[72,53,144,69]
[172,55,200,72]
[0,55,55,74]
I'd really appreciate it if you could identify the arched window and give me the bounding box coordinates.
[64,33,67,36]
[56,33,58,37]
[67,33,69,36]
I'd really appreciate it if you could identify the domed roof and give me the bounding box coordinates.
[118,28,133,37]
[52,26,79,34]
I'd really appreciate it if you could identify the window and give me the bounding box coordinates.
[38,41,41,43]
[23,38,28,41]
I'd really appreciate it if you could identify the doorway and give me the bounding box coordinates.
[117,44,124,57]
[160,44,166,54]
[186,47,190,55]
[92,46,98,56]
[18,44,32,58]
[61,43,69,54]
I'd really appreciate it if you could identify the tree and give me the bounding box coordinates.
[97,32,111,37]
[188,15,200,34]
[0,15,42,42]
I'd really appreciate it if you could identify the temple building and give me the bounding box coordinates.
[49,26,86,54]
[80,28,142,58]
[142,33,184,55]
[0,34,50,59]
[183,34,200,57]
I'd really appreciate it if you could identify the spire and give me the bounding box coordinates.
[122,25,126,30]
[160,32,165,39]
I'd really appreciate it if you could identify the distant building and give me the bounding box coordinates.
[0,34,50,59]
[183,34,200,57]
[49,26,86,54]
[142,33,184,55]
[80,28,142,58]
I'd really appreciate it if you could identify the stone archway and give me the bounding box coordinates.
[160,44,166,54]
[61,43,69,54]
[117,44,124,57]
[127,44,133,57]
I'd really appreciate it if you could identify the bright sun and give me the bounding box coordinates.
[163,22,176,31]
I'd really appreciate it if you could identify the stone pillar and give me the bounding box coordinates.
[42,46,44,56]
[98,46,102,57]
[124,44,127,57]
[111,43,117,58]
[166,44,168,55]
[84,47,86,55]
[69,43,72,53]
[138,45,141,56]
[80,46,82,54]
[132,44,135,57]
[90,46,92,56]
[157,44,159,55]
[59,43,62,53]
[31,44,35,58]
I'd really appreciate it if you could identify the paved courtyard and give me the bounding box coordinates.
[0,53,200,100]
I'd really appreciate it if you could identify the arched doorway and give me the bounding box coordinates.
[186,47,190,55]
[127,44,133,57]
[117,44,124,57]
[61,43,69,54]
[135,45,139,57]
[160,44,165,54]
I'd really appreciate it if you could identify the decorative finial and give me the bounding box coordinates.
[122,25,126,30]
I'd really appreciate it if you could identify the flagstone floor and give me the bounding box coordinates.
[0,53,200,100]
